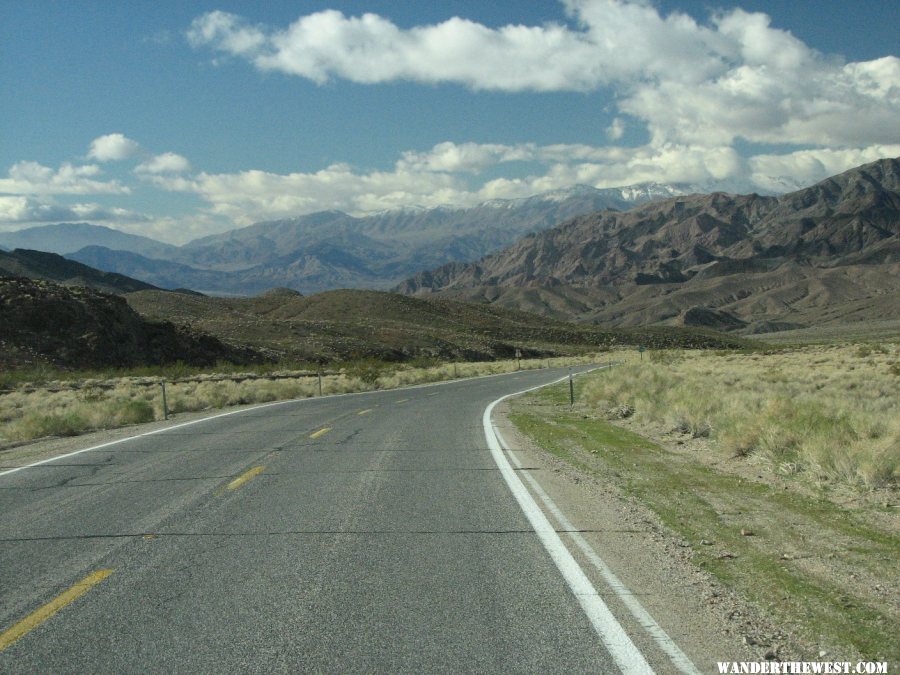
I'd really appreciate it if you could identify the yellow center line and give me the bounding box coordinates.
[309,427,332,439]
[226,465,265,491]
[357,409,373,416]
[395,398,409,404]
[0,569,114,652]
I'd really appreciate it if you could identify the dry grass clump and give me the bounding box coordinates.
[0,386,156,442]
[0,355,596,445]
[583,344,899,489]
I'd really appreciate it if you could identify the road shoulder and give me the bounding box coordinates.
[493,399,802,673]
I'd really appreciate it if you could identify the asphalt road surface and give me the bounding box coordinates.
[0,366,659,673]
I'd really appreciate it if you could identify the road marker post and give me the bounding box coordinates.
[160,380,169,420]
[569,368,575,407]
[317,370,323,397]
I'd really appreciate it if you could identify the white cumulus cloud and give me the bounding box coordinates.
[397,142,537,174]
[0,161,130,195]
[87,133,142,162]
[135,152,192,174]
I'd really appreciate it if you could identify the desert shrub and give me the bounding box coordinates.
[342,359,392,386]
[9,410,89,440]
[110,399,155,425]
[78,384,106,403]
[407,356,443,369]
[648,349,683,364]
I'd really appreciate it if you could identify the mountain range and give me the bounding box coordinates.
[397,158,900,333]
[3,183,691,296]
[2,159,897,337]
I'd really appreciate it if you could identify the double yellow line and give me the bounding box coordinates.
[0,569,114,652]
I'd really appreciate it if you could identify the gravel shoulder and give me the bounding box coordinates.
[498,386,898,671]
[494,402,778,673]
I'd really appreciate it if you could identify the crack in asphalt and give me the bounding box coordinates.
[0,476,236,491]
[0,528,639,543]
[278,446,490,452]
[0,461,532,490]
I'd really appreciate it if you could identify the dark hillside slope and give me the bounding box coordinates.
[0,278,261,369]
[0,249,160,294]
[126,288,754,363]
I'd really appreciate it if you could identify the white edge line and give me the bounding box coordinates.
[482,369,655,675]
[497,429,701,675]
[0,363,588,480]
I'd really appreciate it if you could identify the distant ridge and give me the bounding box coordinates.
[126,286,755,364]
[63,182,693,294]
[0,222,177,259]
[0,246,755,369]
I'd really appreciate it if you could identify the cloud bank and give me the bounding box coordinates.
[188,0,900,149]
[0,161,129,195]
[0,195,149,224]
[143,142,900,227]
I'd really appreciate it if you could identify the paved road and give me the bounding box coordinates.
[0,366,636,672]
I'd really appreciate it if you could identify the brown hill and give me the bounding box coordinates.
[125,288,755,363]
[0,277,261,369]
[397,158,900,332]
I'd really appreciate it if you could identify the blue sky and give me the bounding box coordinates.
[1,0,898,243]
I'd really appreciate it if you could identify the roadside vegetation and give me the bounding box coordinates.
[0,355,591,445]
[584,344,898,489]
[508,343,899,662]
